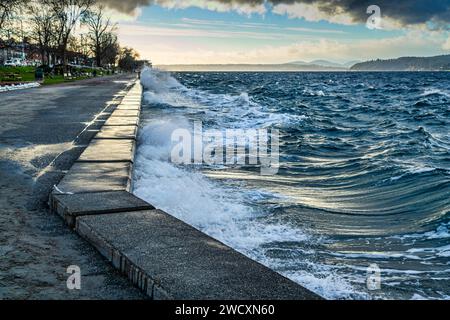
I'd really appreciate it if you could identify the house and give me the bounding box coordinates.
[0,39,25,65]
[0,39,41,66]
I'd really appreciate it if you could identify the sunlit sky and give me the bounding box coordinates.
[105,1,450,65]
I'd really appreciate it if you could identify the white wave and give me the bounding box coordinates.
[426,222,450,240]
[135,67,410,300]
[132,116,363,300]
[389,221,450,241]
[407,244,450,257]
[421,88,450,98]
[140,67,307,129]
[133,118,308,247]
[285,270,367,300]
[389,166,439,181]
[141,67,185,92]
[136,67,450,300]
[408,166,439,174]
[330,251,422,261]
[303,88,326,96]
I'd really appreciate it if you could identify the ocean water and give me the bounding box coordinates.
[133,68,450,300]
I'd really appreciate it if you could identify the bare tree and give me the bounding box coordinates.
[100,33,119,67]
[28,0,56,65]
[44,0,94,71]
[67,33,92,65]
[83,5,117,68]
[0,0,29,48]
[78,34,92,61]
[0,0,28,31]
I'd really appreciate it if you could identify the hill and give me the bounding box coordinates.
[351,55,450,71]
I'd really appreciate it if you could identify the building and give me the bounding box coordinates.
[0,39,26,65]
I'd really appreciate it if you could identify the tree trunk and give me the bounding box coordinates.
[41,49,46,65]
[61,37,69,74]
[96,45,101,68]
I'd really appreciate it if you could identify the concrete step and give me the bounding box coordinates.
[76,209,322,300]
[56,161,132,194]
[94,125,138,140]
[110,109,140,117]
[77,139,135,163]
[104,116,139,126]
[50,191,154,228]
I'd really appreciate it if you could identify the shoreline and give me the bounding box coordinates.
[49,78,323,300]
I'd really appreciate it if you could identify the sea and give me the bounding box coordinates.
[132,67,450,300]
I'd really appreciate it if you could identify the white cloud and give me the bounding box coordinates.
[100,0,450,30]
[272,3,355,25]
[118,22,305,40]
[156,0,266,16]
[285,27,346,34]
[104,7,143,22]
[443,37,450,51]
[179,17,347,34]
[117,23,449,64]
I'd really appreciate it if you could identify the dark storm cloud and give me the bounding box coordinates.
[98,0,450,27]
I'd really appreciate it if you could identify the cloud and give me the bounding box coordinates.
[272,2,354,25]
[99,0,267,16]
[118,22,296,40]
[178,17,347,34]
[117,21,449,64]
[99,0,450,28]
[97,0,150,15]
[102,7,142,22]
[443,36,450,50]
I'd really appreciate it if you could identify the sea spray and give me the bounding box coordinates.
[134,67,450,300]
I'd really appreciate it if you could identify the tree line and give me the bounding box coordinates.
[350,55,450,71]
[0,0,145,72]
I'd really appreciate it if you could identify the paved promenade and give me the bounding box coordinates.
[0,76,145,299]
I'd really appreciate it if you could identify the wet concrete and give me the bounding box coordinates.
[94,126,138,140]
[77,139,135,162]
[56,162,132,194]
[104,117,139,126]
[77,210,323,300]
[51,191,154,228]
[110,110,140,117]
[0,75,145,299]
[116,103,141,111]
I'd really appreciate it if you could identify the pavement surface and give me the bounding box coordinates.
[0,75,146,299]
[76,210,322,300]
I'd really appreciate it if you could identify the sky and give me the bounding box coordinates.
[100,0,450,65]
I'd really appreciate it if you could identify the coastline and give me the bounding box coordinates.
[49,78,322,300]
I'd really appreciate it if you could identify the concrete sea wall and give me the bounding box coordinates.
[49,79,322,300]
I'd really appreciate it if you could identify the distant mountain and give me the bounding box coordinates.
[289,60,355,69]
[158,56,450,72]
[309,60,346,68]
[351,55,450,71]
[289,60,307,65]
[343,60,362,68]
[157,63,348,72]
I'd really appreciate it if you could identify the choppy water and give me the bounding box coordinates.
[133,68,450,300]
